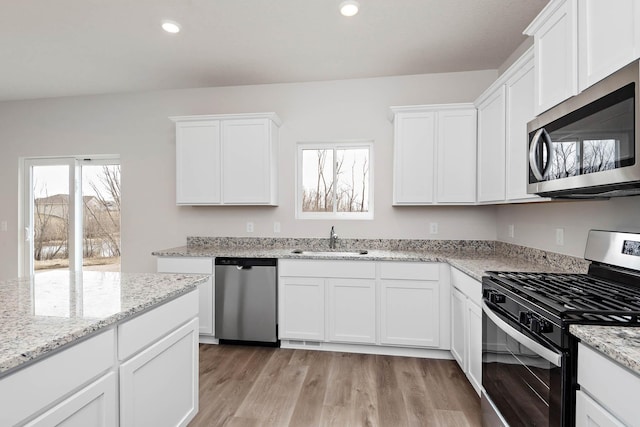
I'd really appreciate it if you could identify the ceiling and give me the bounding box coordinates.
[0,0,549,102]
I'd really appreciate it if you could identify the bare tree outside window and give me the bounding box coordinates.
[32,164,121,271]
[299,143,372,218]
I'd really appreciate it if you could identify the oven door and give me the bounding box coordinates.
[482,301,565,427]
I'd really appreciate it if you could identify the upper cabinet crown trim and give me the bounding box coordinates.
[523,0,569,36]
[170,112,282,127]
[389,103,475,121]
[474,47,534,107]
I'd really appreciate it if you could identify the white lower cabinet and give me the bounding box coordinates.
[450,267,482,395]
[157,257,214,338]
[120,317,199,427]
[380,279,440,347]
[328,279,376,344]
[577,343,640,427]
[279,259,450,351]
[25,372,117,427]
[279,276,325,341]
[0,290,199,427]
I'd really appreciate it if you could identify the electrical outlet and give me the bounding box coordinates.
[246,222,254,233]
[508,224,515,238]
[0,221,6,232]
[273,222,281,233]
[555,228,564,246]
[429,222,438,234]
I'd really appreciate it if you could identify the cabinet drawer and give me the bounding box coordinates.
[379,262,439,281]
[157,257,212,274]
[118,290,199,361]
[0,329,115,427]
[578,343,640,427]
[451,268,481,305]
[279,259,376,278]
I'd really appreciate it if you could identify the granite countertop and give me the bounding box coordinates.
[570,324,640,376]
[0,270,207,377]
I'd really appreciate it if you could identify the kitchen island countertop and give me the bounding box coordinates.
[0,270,207,377]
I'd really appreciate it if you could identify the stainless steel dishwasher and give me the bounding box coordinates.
[214,257,278,344]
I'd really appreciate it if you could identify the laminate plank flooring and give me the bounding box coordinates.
[189,344,481,427]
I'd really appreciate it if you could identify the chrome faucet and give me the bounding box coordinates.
[329,226,338,249]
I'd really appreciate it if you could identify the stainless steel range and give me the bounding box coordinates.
[481,230,640,426]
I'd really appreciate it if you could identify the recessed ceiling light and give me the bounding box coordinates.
[339,0,360,17]
[161,20,181,34]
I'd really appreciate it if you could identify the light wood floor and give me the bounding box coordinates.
[189,344,481,427]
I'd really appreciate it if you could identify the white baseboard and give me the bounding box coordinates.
[280,340,454,360]
[199,335,219,345]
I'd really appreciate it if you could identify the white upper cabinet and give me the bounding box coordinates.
[525,0,578,115]
[175,120,221,205]
[526,0,640,112]
[391,104,477,205]
[578,0,640,91]
[476,86,506,203]
[436,109,477,203]
[171,113,280,206]
[505,50,543,202]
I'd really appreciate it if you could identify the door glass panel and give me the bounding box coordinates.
[32,165,70,273]
[81,164,121,272]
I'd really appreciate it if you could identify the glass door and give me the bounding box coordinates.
[21,157,120,277]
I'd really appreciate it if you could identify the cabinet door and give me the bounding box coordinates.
[120,317,199,427]
[578,0,640,91]
[175,120,221,205]
[450,287,466,369]
[393,111,436,204]
[327,279,376,344]
[221,119,274,204]
[466,301,482,396]
[436,108,477,203]
[575,390,626,427]
[506,57,539,202]
[380,280,440,347]
[533,0,578,114]
[279,277,325,341]
[477,86,506,203]
[25,372,117,427]
[156,257,214,336]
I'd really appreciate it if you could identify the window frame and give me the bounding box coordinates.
[295,140,374,220]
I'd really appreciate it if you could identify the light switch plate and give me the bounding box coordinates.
[555,228,564,246]
[246,222,254,233]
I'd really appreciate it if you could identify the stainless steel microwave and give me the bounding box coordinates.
[527,60,640,198]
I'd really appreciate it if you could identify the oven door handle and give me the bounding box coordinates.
[482,301,562,366]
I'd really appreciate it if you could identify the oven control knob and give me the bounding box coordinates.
[519,311,532,326]
[484,290,506,304]
[531,317,553,334]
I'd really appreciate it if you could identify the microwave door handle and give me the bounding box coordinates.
[482,301,562,366]
[529,128,554,181]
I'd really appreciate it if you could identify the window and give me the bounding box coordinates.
[20,156,121,277]
[297,141,373,219]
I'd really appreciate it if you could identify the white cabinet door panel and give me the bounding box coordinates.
[328,279,376,344]
[437,109,477,203]
[120,318,199,427]
[279,277,325,341]
[576,390,626,427]
[533,0,578,114]
[25,372,117,427]
[466,301,482,395]
[222,119,272,204]
[450,287,466,368]
[393,111,436,204]
[175,121,221,205]
[477,86,506,202]
[578,0,640,91]
[380,280,439,347]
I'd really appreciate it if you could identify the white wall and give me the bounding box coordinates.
[496,197,640,257]
[0,70,498,279]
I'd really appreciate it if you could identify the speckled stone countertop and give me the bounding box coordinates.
[570,325,640,376]
[152,237,589,281]
[0,270,207,377]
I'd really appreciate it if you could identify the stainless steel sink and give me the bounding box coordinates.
[291,249,368,256]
